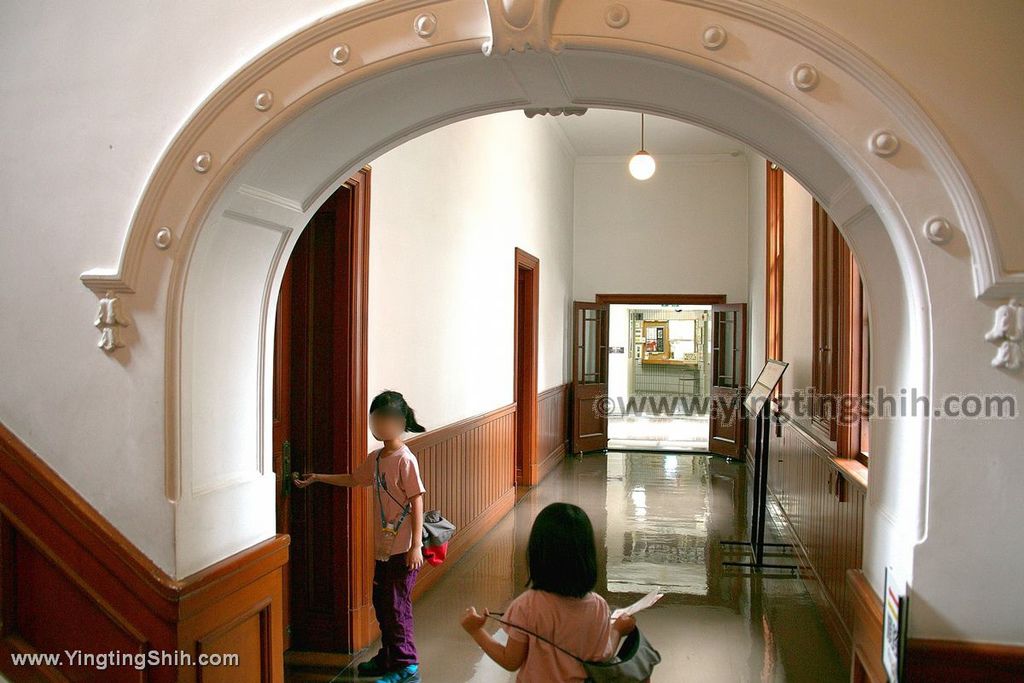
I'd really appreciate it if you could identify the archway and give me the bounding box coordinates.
[77,0,1004,642]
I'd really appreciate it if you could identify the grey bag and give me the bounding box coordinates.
[488,612,661,683]
[422,509,455,546]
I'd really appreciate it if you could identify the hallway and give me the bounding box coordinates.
[322,452,845,682]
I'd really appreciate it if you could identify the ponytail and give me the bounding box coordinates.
[369,389,426,433]
[403,403,426,433]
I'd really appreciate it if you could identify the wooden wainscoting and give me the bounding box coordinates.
[537,384,569,482]
[405,403,517,600]
[0,421,289,683]
[848,569,1024,682]
[405,384,568,598]
[756,415,866,668]
[1,388,570,680]
[847,569,887,683]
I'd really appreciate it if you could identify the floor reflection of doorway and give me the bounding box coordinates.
[598,294,726,453]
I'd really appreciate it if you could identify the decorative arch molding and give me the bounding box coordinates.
[69,0,1004,575]
[79,0,1015,302]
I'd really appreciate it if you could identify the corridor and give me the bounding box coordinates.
[328,452,845,682]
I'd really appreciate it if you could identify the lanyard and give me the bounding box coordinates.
[485,612,587,663]
[374,451,411,529]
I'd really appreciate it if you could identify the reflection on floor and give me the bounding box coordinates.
[321,452,846,682]
[608,415,709,451]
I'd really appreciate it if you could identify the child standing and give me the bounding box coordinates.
[460,502,636,682]
[294,390,427,683]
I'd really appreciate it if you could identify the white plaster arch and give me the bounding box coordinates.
[75,0,1010,605]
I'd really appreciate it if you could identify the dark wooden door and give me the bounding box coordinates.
[273,169,373,654]
[514,249,539,486]
[708,303,747,459]
[571,301,609,454]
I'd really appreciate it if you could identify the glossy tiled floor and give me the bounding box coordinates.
[325,451,846,682]
[608,414,710,451]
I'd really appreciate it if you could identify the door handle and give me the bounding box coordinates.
[282,440,292,497]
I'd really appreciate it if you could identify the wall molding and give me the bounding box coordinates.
[0,420,288,682]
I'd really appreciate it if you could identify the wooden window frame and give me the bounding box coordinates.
[765,160,784,400]
[810,198,869,463]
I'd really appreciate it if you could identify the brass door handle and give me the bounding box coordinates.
[282,440,292,497]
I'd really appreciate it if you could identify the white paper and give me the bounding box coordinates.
[610,590,664,620]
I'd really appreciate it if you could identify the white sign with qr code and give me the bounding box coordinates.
[882,565,906,682]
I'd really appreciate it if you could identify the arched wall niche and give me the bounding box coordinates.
[75,0,1013,636]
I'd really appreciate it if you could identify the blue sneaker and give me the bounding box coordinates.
[376,663,419,682]
[356,653,388,677]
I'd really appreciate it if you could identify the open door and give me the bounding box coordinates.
[708,303,747,458]
[571,301,609,454]
[273,168,373,660]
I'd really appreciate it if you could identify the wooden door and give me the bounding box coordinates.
[514,248,539,486]
[571,301,609,454]
[708,303,747,458]
[273,168,373,654]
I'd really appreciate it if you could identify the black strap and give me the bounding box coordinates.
[485,611,587,663]
[374,451,411,528]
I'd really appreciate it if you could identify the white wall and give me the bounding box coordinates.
[780,174,815,399]
[366,111,574,451]
[573,155,749,302]
[0,0,1022,645]
[746,155,766,389]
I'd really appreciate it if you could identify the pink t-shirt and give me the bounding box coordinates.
[501,589,615,682]
[351,444,427,557]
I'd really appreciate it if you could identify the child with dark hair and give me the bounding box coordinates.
[460,502,636,681]
[295,389,427,683]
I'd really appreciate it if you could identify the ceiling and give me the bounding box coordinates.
[550,108,756,158]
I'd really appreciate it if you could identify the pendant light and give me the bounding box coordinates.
[628,113,656,180]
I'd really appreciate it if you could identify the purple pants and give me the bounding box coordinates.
[371,552,419,669]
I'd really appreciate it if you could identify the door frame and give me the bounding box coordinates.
[513,247,539,486]
[595,294,727,306]
[595,293,728,451]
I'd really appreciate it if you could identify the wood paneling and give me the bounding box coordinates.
[847,569,887,683]
[404,403,517,600]
[759,415,866,667]
[0,385,568,679]
[537,384,569,481]
[848,568,1024,682]
[904,638,1024,682]
[0,421,288,683]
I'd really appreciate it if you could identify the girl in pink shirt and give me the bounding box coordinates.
[460,502,636,682]
[295,389,427,683]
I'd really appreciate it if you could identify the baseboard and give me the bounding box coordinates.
[537,441,567,482]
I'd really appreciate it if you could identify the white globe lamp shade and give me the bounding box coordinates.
[629,150,656,180]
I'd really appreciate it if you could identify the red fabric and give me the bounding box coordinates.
[423,542,448,566]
